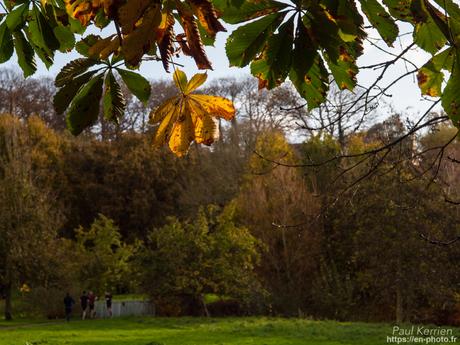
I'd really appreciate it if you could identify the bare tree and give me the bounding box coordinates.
[0,69,63,130]
[287,83,377,150]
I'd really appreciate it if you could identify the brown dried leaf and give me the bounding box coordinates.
[99,36,120,59]
[188,0,226,38]
[118,0,151,35]
[156,11,176,72]
[176,33,192,56]
[121,3,161,66]
[175,0,212,69]
[88,34,115,58]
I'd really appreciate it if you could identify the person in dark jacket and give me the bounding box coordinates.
[80,290,89,320]
[64,293,75,322]
[105,291,113,318]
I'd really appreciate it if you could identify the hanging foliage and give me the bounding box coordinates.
[0,0,459,155]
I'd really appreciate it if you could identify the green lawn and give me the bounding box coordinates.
[0,317,456,345]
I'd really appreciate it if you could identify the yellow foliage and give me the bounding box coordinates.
[149,69,235,157]
[347,133,379,155]
[121,3,161,66]
[65,0,115,24]
[65,0,225,70]
[20,283,31,293]
[249,131,296,173]
[188,94,234,120]
[65,0,98,26]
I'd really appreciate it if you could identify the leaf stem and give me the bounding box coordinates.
[114,20,122,45]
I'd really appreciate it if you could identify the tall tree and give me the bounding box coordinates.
[139,205,260,316]
[0,115,61,320]
[237,130,322,315]
[74,214,138,294]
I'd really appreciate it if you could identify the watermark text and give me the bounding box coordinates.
[386,326,457,344]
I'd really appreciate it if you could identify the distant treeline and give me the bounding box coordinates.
[0,70,459,325]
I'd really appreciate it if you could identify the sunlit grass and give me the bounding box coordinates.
[0,316,448,345]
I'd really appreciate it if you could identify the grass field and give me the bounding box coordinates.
[0,317,457,345]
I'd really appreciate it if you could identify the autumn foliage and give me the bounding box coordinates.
[0,0,459,155]
[150,70,235,156]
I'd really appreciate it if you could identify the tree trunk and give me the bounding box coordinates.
[230,118,239,148]
[396,284,403,324]
[395,170,403,325]
[200,295,210,317]
[337,110,345,150]
[4,281,12,320]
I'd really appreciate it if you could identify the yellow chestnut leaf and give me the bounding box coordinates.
[149,69,235,156]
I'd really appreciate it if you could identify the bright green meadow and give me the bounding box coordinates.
[0,317,457,345]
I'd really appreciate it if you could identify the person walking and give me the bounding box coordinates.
[80,290,89,320]
[88,291,97,319]
[63,292,75,322]
[105,291,113,318]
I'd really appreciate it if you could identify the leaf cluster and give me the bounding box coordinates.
[1,0,460,154]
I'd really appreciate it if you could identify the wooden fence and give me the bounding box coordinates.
[94,300,155,318]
